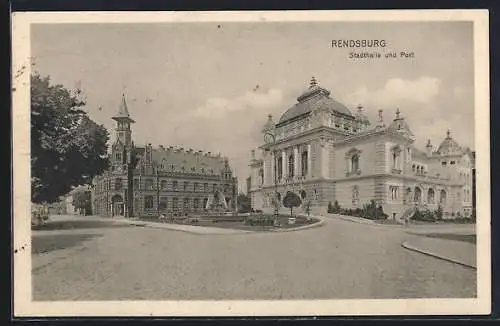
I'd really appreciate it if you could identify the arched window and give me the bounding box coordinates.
[258,168,264,185]
[301,151,308,177]
[412,164,416,173]
[391,145,402,170]
[300,190,307,199]
[414,187,422,203]
[277,157,283,180]
[427,188,435,204]
[352,186,360,205]
[172,198,178,210]
[345,148,362,175]
[439,190,447,205]
[390,186,399,200]
[288,154,294,177]
[351,154,359,172]
[183,198,189,211]
[160,180,167,190]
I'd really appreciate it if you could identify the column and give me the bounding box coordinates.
[293,149,297,178]
[282,150,287,180]
[307,143,312,178]
[271,152,275,184]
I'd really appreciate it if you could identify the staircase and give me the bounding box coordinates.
[398,204,426,224]
[398,205,417,224]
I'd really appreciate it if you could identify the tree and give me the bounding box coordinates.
[31,73,110,203]
[283,191,302,217]
[237,193,251,213]
[72,189,92,215]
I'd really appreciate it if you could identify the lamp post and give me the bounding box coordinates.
[264,131,280,227]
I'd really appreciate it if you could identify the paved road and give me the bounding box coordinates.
[32,215,476,301]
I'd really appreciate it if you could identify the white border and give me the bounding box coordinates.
[12,10,491,317]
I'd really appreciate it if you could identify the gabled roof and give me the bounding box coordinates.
[136,146,230,175]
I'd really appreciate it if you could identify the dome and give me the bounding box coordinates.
[436,130,462,154]
[277,77,353,125]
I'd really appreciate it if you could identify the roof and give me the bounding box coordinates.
[436,130,463,155]
[277,78,353,125]
[136,146,231,175]
[112,94,135,122]
[385,109,414,139]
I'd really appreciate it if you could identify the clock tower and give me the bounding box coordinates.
[111,94,136,217]
[111,94,135,172]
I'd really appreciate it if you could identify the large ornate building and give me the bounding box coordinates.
[91,95,238,217]
[248,77,475,220]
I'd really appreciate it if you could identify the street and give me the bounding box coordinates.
[32,215,476,301]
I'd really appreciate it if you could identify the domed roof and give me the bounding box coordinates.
[436,130,462,154]
[278,77,353,124]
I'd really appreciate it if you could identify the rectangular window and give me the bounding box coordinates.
[173,181,178,191]
[450,161,456,165]
[159,197,168,210]
[204,183,208,192]
[144,195,154,210]
[183,182,188,192]
[160,180,167,190]
[194,182,198,193]
[145,179,153,190]
[441,162,447,166]
[183,198,189,210]
[133,179,139,190]
[172,198,178,210]
[115,178,123,190]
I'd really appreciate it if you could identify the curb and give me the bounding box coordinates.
[401,241,476,270]
[270,217,325,233]
[118,217,325,235]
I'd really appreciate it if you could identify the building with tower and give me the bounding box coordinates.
[91,94,238,217]
[248,77,475,220]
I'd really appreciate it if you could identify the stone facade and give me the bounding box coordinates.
[91,95,238,217]
[249,78,475,220]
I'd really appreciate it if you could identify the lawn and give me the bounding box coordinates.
[140,214,321,232]
[420,233,476,244]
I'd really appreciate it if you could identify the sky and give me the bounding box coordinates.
[31,21,475,192]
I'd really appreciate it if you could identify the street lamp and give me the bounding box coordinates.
[264,131,280,227]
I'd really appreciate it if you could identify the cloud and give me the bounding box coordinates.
[343,76,442,110]
[162,87,289,191]
[341,76,474,151]
[192,88,284,119]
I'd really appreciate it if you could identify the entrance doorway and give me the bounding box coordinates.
[111,194,124,217]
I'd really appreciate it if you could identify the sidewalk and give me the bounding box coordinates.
[402,236,476,269]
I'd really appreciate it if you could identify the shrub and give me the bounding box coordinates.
[327,201,334,213]
[434,205,443,220]
[411,208,436,222]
